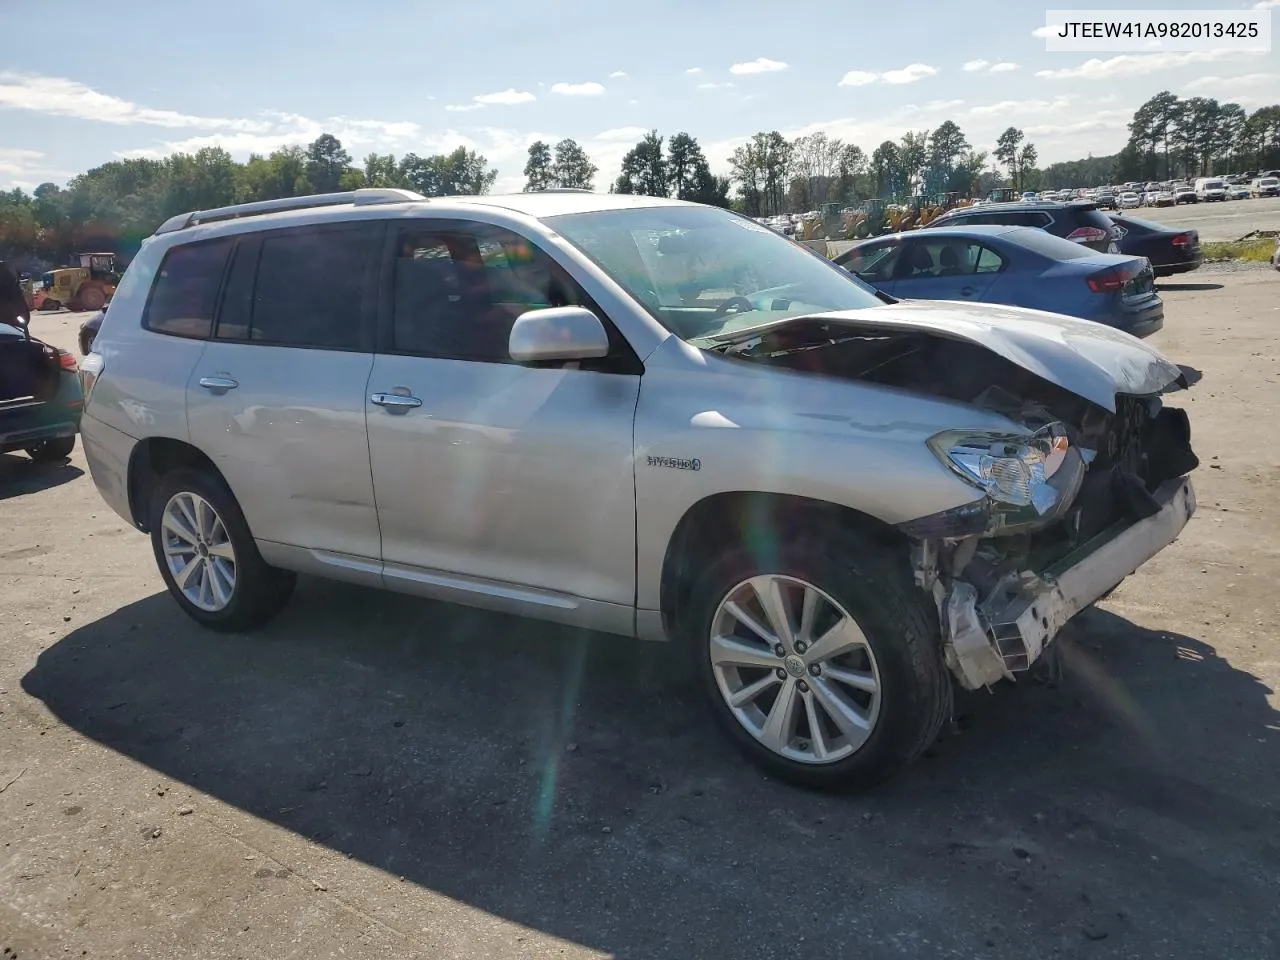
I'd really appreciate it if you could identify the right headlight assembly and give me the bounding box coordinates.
[905,423,1086,538]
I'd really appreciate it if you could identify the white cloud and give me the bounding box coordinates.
[684,67,703,75]
[0,72,270,132]
[841,63,938,86]
[837,70,879,87]
[1024,111,1131,137]
[697,82,736,90]
[1031,25,1058,38]
[445,103,483,112]
[627,98,639,105]
[609,70,627,78]
[550,81,606,96]
[962,59,989,72]
[473,88,536,105]
[965,96,1074,117]
[729,57,788,75]
[1035,49,1247,80]
[593,126,649,142]
[1252,0,1279,9]
[1184,72,1278,94]
[989,62,1019,73]
[881,63,938,84]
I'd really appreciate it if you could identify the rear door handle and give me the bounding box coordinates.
[198,375,238,392]
[371,392,423,409]
[960,286,976,297]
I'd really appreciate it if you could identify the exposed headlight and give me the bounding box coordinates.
[913,423,1085,536]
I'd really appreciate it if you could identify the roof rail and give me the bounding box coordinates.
[531,187,594,194]
[153,187,427,235]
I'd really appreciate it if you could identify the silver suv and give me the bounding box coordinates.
[80,189,1199,788]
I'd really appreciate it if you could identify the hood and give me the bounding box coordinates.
[712,301,1183,412]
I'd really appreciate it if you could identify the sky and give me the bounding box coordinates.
[1,0,1277,194]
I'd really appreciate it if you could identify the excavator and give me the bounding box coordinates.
[28,253,121,312]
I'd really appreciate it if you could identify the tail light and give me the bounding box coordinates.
[1087,261,1144,294]
[56,348,78,372]
[1065,226,1110,245]
[79,352,104,404]
[1171,232,1194,247]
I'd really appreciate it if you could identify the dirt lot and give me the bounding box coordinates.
[1127,196,1280,241]
[2,269,1278,959]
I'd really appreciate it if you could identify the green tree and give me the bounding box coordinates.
[666,132,702,200]
[993,126,1024,189]
[523,140,553,192]
[304,134,352,193]
[363,154,408,189]
[237,147,310,202]
[615,131,668,197]
[898,130,929,196]
[869,140,902,198]
[552,139,597,190]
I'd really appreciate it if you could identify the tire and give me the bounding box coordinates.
[26,436,75,462]
[148,468,296,632]
[79,329,94,356]
[75,284,106,312]
[683,530,951,790]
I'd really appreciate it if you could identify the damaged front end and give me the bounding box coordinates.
[715,312,1199,690]
[903,387,1198,690]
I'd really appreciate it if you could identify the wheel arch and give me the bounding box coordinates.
[127,437,228,532]
[658,491,909,640]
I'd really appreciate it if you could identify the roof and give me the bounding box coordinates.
[450,190,689,217]
[950,199,1098,213]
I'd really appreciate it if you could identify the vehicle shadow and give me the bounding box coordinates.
[21,582,1280,958]
[0,453,83,500]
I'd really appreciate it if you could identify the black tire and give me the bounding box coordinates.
[26,436,75,462]
[683,530,951,790]
[79,329,94,356]
[148,468,296,632]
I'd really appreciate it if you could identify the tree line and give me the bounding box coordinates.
[0,134,499,269]
[3,90,1277,268]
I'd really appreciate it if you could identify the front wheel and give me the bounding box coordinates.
[149,468,296,632]
[685,531,951,789]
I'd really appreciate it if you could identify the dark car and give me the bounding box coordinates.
[1109,213,1202,277]
[1,316,83,462]
[929,200,1120,253]
[835,225,1163,339]
[79,308,104,355]
[1093,190,1118,211]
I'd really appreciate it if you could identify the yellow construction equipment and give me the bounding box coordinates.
[37,253,120,312]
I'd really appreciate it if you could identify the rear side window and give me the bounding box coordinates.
[143,238,233,339]
[248,227,375,349]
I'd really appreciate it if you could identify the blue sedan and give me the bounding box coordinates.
[833,224,1164,338]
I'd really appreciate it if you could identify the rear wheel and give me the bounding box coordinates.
[684,531,951,789]
[26,436,75,462]
[74,284,106,312]
[149,468,295,631]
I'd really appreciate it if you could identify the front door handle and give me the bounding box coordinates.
[960,285,976,297]
[371,392,423,409]
[198,375,238,392]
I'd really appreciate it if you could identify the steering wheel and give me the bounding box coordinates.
[713,295,754,318]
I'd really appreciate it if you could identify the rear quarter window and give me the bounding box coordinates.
[143,238,234,339]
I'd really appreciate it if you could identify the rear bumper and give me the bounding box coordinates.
[0,410,79,454]
[944,477,1196,689]
[80,412,138,527]
[1154,258,1202,277]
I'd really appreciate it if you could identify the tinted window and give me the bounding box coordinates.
[1005,227,1094,261]
[392,223,594,362]
[247,227,375,349]
[144,238,233,339]
[895,238,1005,279]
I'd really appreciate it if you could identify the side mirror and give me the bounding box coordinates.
[509,306,610,363]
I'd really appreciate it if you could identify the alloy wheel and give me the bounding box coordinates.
[161,491,237,612]
[709,575,882,764]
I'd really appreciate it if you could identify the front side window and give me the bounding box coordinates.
[144,238,233,339]
[836,241,901,283]
[392,222,595,362]
[544,205,883,344]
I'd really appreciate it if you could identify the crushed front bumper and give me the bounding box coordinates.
[942,476,1196,690]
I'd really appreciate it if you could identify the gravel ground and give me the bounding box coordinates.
[1,272,1278,959]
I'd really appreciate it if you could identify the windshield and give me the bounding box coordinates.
[544,205,883,343]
